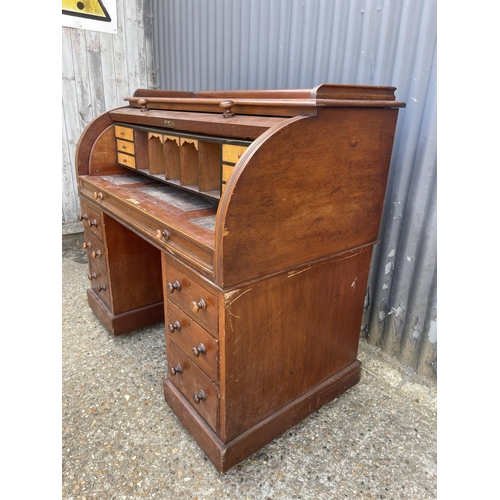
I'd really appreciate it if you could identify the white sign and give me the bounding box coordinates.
[62,0,117,34]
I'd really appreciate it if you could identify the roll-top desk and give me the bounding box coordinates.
[75,84,405,472]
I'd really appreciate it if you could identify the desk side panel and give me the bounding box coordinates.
[218,248,372,442]
[76,111,120,176]
[215,107,399,287]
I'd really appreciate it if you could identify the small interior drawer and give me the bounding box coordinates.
[222,164,235,183]
[116,138,135,155]
[167,301,219,381]
[117,152,136,168]
[168,340,219,432]
[114,125,134,141]
[222,144,248,164]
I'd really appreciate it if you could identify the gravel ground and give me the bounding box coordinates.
[62,234,437,499]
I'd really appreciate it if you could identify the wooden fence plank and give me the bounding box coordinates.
[62,1,154,233]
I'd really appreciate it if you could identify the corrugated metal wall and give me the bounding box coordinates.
[62,0,155,235]
[151,0,437,378]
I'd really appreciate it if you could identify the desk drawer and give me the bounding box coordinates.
[89,272,111,307]
[116,138,135,155]
[167,302,218,381]
[114,125,134,141]
[79,199,103,240]
[82,229,110,307]
[82,231,107,264]
[117,152,136,169]
[168,340,219,432]
[86,260,109,293]
[79,179,215,272]
[222,144,248,164]
[222,164,235,183]
[165,264,218,335]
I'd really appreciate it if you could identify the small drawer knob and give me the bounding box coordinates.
[167,280,181,294]
[193,390,206,404]
[156,229,170,241]
[78,213,88,221]
[87,219,98,228]
[192,343,206,358]
[168,321,181,333]
[97,284,106,292]
[170,364,182,376]
[82,241,92,249]
[93,191,104,200]
[190,299,207,313]
[87,273,97,281]
[92,249,102,258]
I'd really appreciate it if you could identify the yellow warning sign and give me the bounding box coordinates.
[62,0,116,33]
[62,0,111,22]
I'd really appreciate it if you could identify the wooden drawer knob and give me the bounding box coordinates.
[192,343,206,357]
[78,213,88,221]
[92,249,102,258]
[82,241,92,249]
[190,299,207,313]
[167,280,181,294]
[97,284,106,292]
[193,390,206,404]
[87,219,98,228]
[156,229,170,240]
[168,321,181,333]
[170,364,182,376]
[93,191,104,200]
[87,273,97,281]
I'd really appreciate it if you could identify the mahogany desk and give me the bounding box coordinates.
[76,84,405,472]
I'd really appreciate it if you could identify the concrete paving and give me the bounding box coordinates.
[62,234,437,499]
